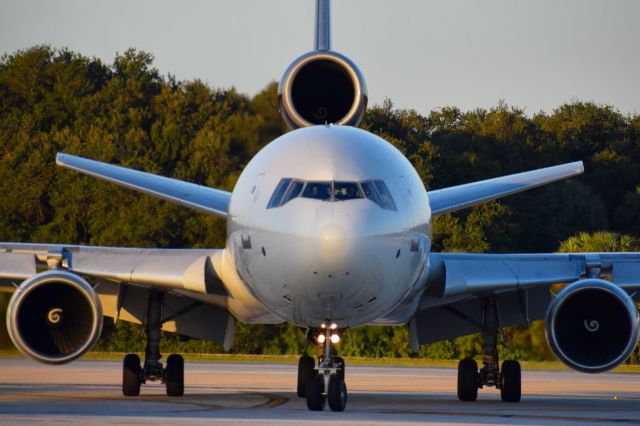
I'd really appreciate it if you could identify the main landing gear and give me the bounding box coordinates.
[297,323,347,412]
[457,296,521,402]
[122,290,185,397]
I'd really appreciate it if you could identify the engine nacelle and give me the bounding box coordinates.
[278,51,367,129]
[6,270,103,364]
[545,279,639,373]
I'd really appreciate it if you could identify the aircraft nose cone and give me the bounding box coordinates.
[320,224,347,259]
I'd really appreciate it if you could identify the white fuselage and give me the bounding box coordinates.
[226,125,431,328]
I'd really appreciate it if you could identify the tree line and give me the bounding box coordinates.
[0,46,638,362]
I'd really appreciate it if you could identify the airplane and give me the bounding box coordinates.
[1,0,639,413]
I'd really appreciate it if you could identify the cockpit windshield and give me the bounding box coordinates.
[333,182,364,201]
[302,182,332,200]
[267,179,397,211]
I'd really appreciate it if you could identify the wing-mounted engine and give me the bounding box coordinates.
[6,270,103,364]
[278,51,368,129]
[545,278,639,373]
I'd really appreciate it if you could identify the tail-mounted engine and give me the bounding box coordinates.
[6,270,103,364]
[278,51,368,129]
[545,279,639,373]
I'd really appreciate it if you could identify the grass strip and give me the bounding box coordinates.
[1,349,638,373]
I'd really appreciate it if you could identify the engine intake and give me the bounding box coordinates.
[6,270,103,364]
[278,51,367,129]
[545,279,639,373]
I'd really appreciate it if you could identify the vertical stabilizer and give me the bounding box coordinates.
[315,0,331,51]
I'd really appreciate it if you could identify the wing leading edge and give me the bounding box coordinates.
[56,153,231,218]
[0,242,225,295]
[428,161,584,216]
[425,251,640,299]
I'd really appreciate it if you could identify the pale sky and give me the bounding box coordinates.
[1,0,639,116]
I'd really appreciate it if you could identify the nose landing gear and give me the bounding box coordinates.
[298,324,347,411]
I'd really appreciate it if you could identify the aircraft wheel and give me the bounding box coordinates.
[334,356,345,382]
[306,373,325,411]
[327,373,347,412]
[123,354,141,396]
[165,354,184,397]
[457,359,478,401]
[500,360,521,402]
[297,355,315,397]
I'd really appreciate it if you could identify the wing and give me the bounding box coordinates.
[57,153,231,218]
[428,161,584,216]
[0,242,225,294]
[0,242,236,349]
[425,252,640,297]
[408,251,640,347]
[0,242,280,354]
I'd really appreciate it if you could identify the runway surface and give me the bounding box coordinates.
[0,357,639,425]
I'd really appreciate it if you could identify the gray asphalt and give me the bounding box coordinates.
[0,358,639,425]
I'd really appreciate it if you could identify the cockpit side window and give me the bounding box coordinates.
[361,180,397,211]
[373,180,397,211]
[282,180,304,205]
[360,181,381,206]
[267,178,292,209]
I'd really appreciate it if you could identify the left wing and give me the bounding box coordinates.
[56,153,231,218]
[0,242,283,360]
[0,242,225,295]
[0,242,243,360]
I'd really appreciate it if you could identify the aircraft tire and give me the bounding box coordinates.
[327,374,347,412]
[500,360,521,402]
[297,355,315,397]
[122,354,141,396]
[165,354,184,397]
[306,373,325,411]
[457,359,478,401]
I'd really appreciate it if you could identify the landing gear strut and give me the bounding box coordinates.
[122,290,184,397]
[298,323,347,412]
[457,296,521,402]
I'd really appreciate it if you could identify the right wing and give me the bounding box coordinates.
[427,161,584,216]
[409,251,640,347]
[425,252,640,299]
[57,153,231,218]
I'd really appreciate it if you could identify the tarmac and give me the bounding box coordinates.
[0,357,639,425]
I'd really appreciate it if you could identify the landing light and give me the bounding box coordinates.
[330,323,338,330]
[330,334,340,344]
[317,334,326,344]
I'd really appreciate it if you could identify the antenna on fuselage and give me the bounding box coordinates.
[315,0,331,51]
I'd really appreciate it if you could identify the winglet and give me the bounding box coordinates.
[315,0,331,51]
